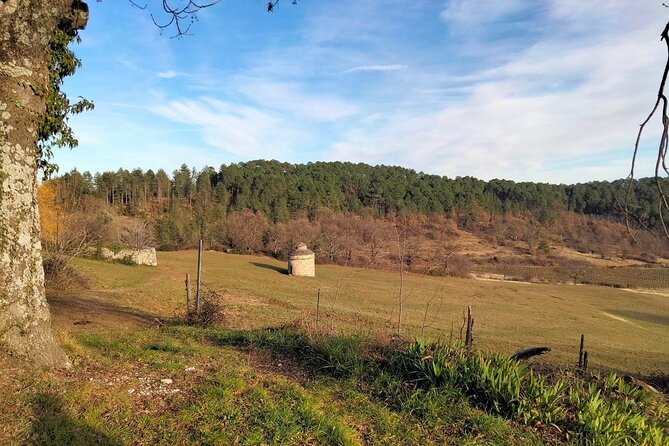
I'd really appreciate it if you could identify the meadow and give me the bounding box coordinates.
[2,251,667,445]
[55,251,669,375]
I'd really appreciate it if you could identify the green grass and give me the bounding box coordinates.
[9,250,662,445]
[11,324,667,445]
[9,327,555,446]
[61,250,669,374]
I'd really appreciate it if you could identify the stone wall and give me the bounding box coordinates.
[99,247,157,266]
[288,256,315,277]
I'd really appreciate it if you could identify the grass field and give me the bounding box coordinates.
[51,250,669,375]
[3,325,558,446]
[1,251,667,445]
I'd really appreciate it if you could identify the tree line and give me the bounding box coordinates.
[41,160,669,278]
[53,159,665,229]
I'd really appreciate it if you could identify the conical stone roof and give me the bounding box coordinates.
[290,243,314,258]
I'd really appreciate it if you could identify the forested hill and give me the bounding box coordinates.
[56,160,663,227]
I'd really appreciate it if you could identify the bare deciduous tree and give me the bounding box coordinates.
[226,209,268,252]
[119,220,156,249]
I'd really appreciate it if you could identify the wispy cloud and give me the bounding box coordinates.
[156,70,180,79]
[440,0,529,27]
[150,97,306,160]
[327,1,666,181]
[344,64,407,73]
[235,78,361,122]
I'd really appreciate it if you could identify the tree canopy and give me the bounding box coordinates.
[53,160,664,230]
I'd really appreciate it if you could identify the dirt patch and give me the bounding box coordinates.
[559,248,654,268]
[620,288,669,297]
[601,312,645,330]
[246,350,312,386]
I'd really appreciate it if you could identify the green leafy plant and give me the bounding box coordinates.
[38,25,94,179]
[399,340,668,445]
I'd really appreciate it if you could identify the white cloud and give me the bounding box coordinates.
[327,1,667,181]
[150,97,306,160]
[157,70,180,79]
[231,78,360,122]
[63,0,669,183]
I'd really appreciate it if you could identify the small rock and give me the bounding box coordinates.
[184,366,196,372]
[160,378,173,385]
[128,388,135,394]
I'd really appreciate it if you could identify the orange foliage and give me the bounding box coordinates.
[37,181,62,244]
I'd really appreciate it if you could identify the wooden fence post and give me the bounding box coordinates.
[316,288,321,325]
[185,273,191,313]
[583,351,589,371]
[465,306,474,353]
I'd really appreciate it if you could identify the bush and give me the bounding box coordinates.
[43,253,89,289]
[184,288,225,327]
[109,241,123,255]
[115,254,137,266]
[446,254,471,278]
[170,325,668,444]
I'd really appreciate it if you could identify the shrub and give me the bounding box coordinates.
[43,253,90,289]
[109,241,123,255]
[184,288,225,327]
[171,325,668,445]
[114,254,137,266]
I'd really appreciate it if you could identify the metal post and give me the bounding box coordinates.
[196,238,203,314]
[316,288,321,324]
[579,334,585,369]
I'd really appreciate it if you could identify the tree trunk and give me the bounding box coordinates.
[0,0,88,368]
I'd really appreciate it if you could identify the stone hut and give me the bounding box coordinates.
[288,243,315,277]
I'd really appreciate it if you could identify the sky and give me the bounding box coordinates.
[54,0,669,184]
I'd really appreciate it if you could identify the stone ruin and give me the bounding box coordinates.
[98,247,158,266]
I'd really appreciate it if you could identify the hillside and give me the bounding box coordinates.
[40,160,669,275]
[55,160,668,230]
[42,161,669,287]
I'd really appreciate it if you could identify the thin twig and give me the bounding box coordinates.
[625,21,669,245]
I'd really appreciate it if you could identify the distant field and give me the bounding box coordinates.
[51,251,669,375]
[472,264,669,289]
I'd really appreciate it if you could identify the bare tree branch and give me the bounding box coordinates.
[121,0,299,37]
[149,1,222,37]
[625,21,669,244]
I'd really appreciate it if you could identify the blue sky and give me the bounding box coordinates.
[54,0,668,183]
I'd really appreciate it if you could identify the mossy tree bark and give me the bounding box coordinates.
[0,0,88,368]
